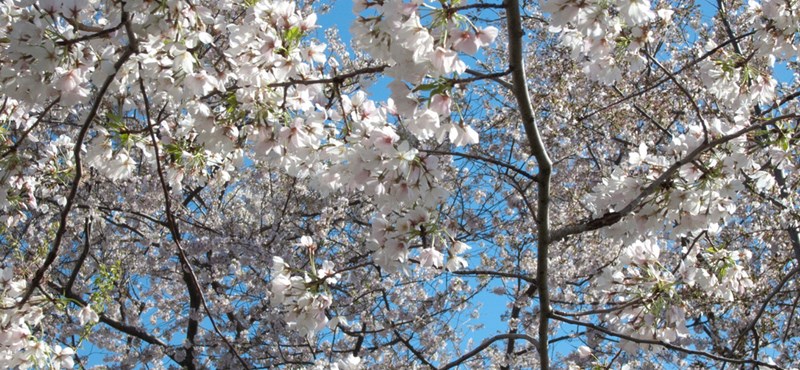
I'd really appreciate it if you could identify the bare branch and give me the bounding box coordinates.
[438,334,540,370]
[551,313,784,370]
[506,0,554,367]
[21,9,138,306]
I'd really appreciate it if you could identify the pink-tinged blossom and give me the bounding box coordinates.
[542,0,582,28]
[172,48,195,74]
[85,136,113,169]
[429,94,451,116]
[445,254,468,272]
[107,150,137,181]
[451,241,471,255]
[432,47,466,75]
[0,266,12,284]
[56,68,89,106]
[619,0,655,25]
[397,16,434,64]
[476,26,499,46]
[451,29,480,55]
[446,241,470,271]
[418,247,444,268]
[303,42,327,64]
[337,354,363,370]
[750,75,777,105]
[628,142,648,166]
[388,81,419,117]
[657,8,675,21]
[371,127,400,153]
[408,109,440,141]
[280,118,315,149]
[272,256,287,276]
[184,70,218,96]
[577,345,592,359]
[270,273,291,305]
[317,260,340,285]
[448,123,479,147]
[620,239,660,266]
[751,170,775,190]
[393,141,418,175]
[38,0,62,13]
[52,345,75,370]
[77,305,99,326]
[166,167,186,192]
[300,13,318,32]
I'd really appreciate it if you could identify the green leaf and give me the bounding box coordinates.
[413,83,438,92]
[778,135,790,151]
[284,26,304,47]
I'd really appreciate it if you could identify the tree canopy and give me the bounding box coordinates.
[1,0,799,368]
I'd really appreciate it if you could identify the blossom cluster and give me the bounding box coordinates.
[594,239,691,349]
[0,266,74,369]
[542,0,667,84]
[584,118,787,242]
[1,0,797,367]
[751,0,800,60]
[270,237,341,338]
[593,238,754,353]
[351,0,495,139]
[0,0,495,341]
[542,0,795,94]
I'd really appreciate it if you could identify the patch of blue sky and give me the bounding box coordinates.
[74,0,799,366]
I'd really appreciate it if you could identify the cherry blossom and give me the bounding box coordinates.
[0,0,798,368]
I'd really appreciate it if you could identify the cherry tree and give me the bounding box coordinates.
[0,0,798,368]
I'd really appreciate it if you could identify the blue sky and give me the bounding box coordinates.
[72,0,797,367]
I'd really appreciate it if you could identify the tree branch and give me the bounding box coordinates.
[551,313,784,369]
[551,114,800,242]
[20,9,137,306]
[506,0,553,367]
[438,333,539,370]
[138,64,251,370]
[266,65,388,88]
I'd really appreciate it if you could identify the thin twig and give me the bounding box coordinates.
[551,314,784,369]
[20,9,137,306]
[138,64,252,369]
[644,52,709,143]
[420,148,537,180]
[551,114,800,242]
[578,31,756,121]
[438,333,539,370]
[266,65,388,88]
[0,98,60,159]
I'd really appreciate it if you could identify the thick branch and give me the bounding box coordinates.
[138,65,251,369]
[501,284,537,370]
[462,68,513,89]
[65,217,92,292]
[506,0,553,367]
[393,330,436,369]
[56,21,124,46]
[21,10,137,306]
[49,282,181,365]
